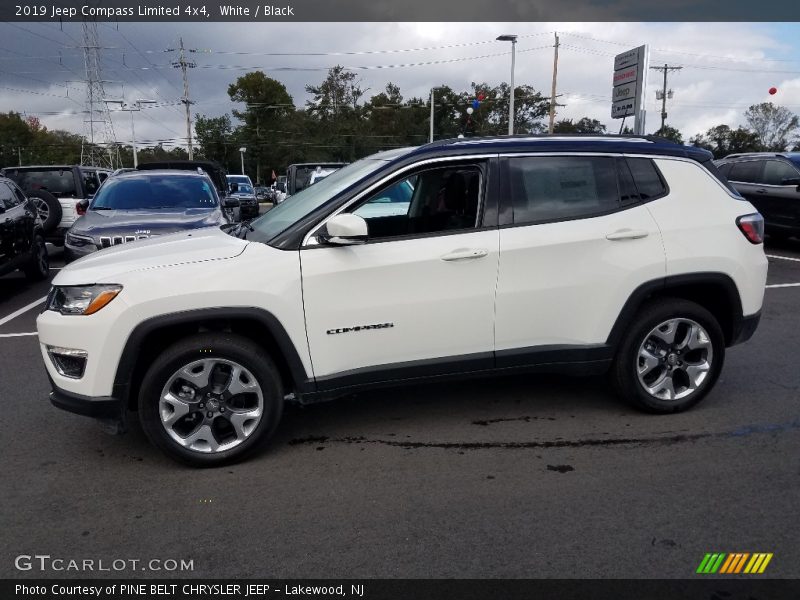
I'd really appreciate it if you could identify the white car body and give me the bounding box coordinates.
[37,137,768,464]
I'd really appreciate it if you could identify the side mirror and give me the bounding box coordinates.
[223,197,240,209]
[321,213,368,246]
[781,177,800,190]
[0,204,5,214]
[78,199,90,210]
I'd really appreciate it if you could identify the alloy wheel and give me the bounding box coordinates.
[32,197,49,222]
[159,358,264,453]
[636,318,714,401]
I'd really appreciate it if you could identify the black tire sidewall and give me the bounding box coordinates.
[613,299,725,413]
[26,190,62,233]
[138,333,283,466]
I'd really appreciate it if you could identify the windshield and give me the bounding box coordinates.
[4,168,77,197]
[245,158,390,243]
[91,174,219,210]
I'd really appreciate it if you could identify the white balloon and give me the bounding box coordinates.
[466,107,474,115]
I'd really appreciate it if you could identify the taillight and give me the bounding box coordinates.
[76,201,86,216]
[737,213,764,244]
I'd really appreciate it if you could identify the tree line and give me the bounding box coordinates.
[1,67,799,180]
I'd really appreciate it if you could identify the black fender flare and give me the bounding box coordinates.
[112,307,314,406]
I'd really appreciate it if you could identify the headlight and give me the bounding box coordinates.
[47,284,123,316]
[65,232,94,248]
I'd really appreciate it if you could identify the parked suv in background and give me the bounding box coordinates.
[226,176,259,219]
[64,170,239,262]
[38,135,767,466]
[0,165,110,246]
[715,152,800,240]
[0,176,49,280]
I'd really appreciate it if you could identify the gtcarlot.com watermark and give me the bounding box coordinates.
[15,554,194,573]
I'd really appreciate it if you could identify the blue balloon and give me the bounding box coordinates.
[472,99,480,109]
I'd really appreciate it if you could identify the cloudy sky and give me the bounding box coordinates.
[1,21,799,150]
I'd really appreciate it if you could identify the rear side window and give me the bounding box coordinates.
[761,160,800,186]
[728,160,762,183]
[0,183,15,209]
[508,156,619,224]
[626,158,668,200]
[702,159,741,196]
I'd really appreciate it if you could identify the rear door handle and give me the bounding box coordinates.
[605,229,649,241]
[755,189,768,194]
[440,248,489,261]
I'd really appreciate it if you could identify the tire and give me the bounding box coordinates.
[23,234,49,281]
[26,190,62,233]
[610,298,725,413]
[138,333,284,467]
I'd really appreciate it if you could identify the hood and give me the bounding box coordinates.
[55,226,248,285]
[73,208,224,237]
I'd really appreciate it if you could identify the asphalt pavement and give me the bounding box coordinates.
[1,236,799,579]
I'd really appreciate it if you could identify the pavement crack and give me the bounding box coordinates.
[286,419,800,451]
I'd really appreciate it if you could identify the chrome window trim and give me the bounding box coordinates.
[302,153,498,247]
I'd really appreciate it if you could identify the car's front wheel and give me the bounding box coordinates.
[139,333,283,466]
[611,298,725,413]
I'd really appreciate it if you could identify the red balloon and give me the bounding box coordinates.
[477,93,485,101]
[769,87,778,95]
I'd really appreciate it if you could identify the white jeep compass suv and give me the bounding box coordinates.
[37,135,768,466]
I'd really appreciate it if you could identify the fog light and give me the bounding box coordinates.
[47,346,88,379]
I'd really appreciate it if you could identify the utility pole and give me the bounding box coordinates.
[650,63,682,132]
[168,37,197,159]
[548,32,560,134]
[104,98,156,168]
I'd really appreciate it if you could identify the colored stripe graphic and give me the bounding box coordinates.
[699,552,773,574]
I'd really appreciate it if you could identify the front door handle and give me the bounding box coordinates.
[440,248,489,261]
[755,189,768,194]
[605,229,649,241]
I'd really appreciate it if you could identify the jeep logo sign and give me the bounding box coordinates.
[611,44,648,132]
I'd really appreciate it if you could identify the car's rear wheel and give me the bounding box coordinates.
[26,190,62,233]
[23,235,49,281]
[139,333,283,466]
[611,298,725,413]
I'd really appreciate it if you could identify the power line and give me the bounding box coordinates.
[166,37,199,159]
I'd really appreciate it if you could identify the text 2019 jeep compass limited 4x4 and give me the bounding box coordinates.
[37,136,768,466]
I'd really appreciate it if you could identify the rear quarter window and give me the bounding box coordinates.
[626,158,668,200]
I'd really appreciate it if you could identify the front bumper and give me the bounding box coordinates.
[49,375,126,431]
[730,310,761,346]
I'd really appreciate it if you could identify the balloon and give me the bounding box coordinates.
[477,93,485,101]
[769,87,778,95]
[466,107,474,115]
[472,99,480,109]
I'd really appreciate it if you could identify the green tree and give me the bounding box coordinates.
[228,71,295,182]
[689,124,761,158]
[553,117,607,134]
[0,112,34,167]
[654,125,683,144]
[195,114,236,171]
[744,102,799,151]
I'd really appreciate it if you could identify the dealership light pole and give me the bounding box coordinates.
[497,34,517,135]
[239,146,247,175]
[429,86,447,143]
[103,98,156,168]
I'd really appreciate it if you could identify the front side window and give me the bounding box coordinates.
[83,171,100,196]
[761,160,800,186]
[728,160,763,184]
[508,156,618,225]
[349,165,482,240]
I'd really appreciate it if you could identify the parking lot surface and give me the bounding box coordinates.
[1,238,799,579]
